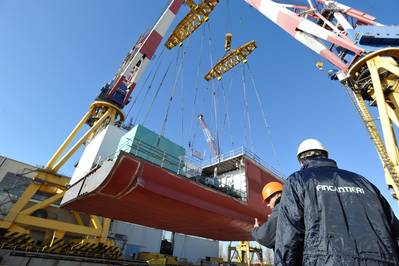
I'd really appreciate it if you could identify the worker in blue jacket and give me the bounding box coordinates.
[252,181,283,249]
[274,139,399,266]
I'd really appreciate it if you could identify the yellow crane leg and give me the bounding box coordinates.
[0,101,124,258]
[0,183,39,228]
[45,109,92,171]
[46,101,123,172]
[19,192,64,216]
[52,108,114,172]
[100,218,112,241]
[347,48,399,202]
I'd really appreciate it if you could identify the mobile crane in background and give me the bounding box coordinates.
[0,0,398,261]
[198,114,220,157]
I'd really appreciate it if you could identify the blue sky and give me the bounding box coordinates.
[0,0,398,214]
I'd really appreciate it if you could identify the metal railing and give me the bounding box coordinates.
[201,146,284,178]
[84,139,285,202]
[109,140,285,179]
[118,138,186,174]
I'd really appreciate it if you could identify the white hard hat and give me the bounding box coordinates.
[297,139,328,158]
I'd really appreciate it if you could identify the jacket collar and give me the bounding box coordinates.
[302,158,337,169]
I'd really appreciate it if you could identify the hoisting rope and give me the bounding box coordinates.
[125,67,153,122]
[188,26,206,152]
[218,0,236,149]
[228,74,235,147]
[133,46,167,125]
[177,34,193,151]
[241,64,255,152]
[219,77,235,148]
[179,50,185,149]
[190,120,200,155]
[142,58,174,125]
[207,22,221,157]
[225,0,231,34]
[159,45,186,139]
[246,62,281,169]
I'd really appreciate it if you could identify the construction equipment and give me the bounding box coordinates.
[205,40,257,81]
[0,0,185,258]
[165,0,219,49]
[198,114,220,157]
[135,252,179,266]
[225,32,232,52]
[316,61,324,71]
[228,241,264,266]
[2,0,399,260]
[244,0,399,200]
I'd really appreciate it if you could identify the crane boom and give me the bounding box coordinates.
[244,0,399,200]
[97,0,185,109]
[245,0,368,74]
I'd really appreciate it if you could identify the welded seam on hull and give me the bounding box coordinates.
[96,153,141,198]
[115,156,144,200]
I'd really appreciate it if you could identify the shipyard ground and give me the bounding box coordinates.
[0,249,272,266]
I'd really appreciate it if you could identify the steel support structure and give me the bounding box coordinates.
[165,0,219,49]
[346,48,399,201]
[0,101,124,258]
[228,241,263,266]
[0,0,185,256]
[205,40,257,81]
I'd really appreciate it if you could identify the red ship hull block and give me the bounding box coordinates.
[61,152,282,241]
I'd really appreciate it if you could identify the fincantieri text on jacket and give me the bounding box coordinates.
[316,185,365,194]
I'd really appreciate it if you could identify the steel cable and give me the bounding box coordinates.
[241,64,255,152]
[159,45,186,138]
[133,46,167,125]
[246,62,281,169]
[207,22,221,157]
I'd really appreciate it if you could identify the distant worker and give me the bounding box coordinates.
[274,139,399,265]
[252,181,283,249]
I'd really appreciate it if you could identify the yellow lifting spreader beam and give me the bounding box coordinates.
[165,0,219,49]
[205,40,257,81]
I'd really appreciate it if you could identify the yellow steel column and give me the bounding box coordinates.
[367,59,399,169]
[14,215,102,236]
[52,109,112,172]
[45,109,93,170]
[89,215,102,231]
[0,183,40,228]
[244,241,250,266]
[19,192,64,215]
[378,57,399,77]
[109,109,116,125]
[49,231,65,247]
[100,218,112,241]
[71,211,84,226]
[376,57,399,128]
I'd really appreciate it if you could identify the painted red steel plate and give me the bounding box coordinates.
[61,152,282,241]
